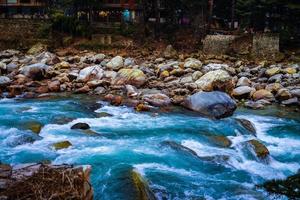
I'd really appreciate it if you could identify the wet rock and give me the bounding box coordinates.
[184,91,237,119]
[161,141,198,157]
[24,121,43,134]
[200,155,230,163]
[131,170,157,200]
[52,141,72,150]
[0,76,11,86]
[20,63,50,80]
[208,135,232,148]
[106,56,124,70]
[184,58,202,69]
[244,100,264,109]
[96,112,113,118]
[6,133,41,147]
[113,69,147,87]
[261,172,300,198]
[163,45,177,59]
[77,65,104,82]
[135,103,151,112]
[236,118,256,135]
[276,88,292,101]
[232,86,255,99]
[247,139,269,159]
[143,93,171,107]
[252,89,274,101]
[104,94,123,106]
[71,123,90,130]
[195,70,233,92]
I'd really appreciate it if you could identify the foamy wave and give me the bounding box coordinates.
[133,163,199,177]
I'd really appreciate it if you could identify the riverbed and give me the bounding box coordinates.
[0,95,299,200]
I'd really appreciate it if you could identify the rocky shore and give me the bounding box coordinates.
[0,44,299,116]
[0,163,93,200]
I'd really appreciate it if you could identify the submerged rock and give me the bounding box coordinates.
[261,172,300,198]
[71,123,90,130]
[131,170,157,200]
[247,139,269,159]
[207,135,232,148]
[23,121,43,134]
[184,91,237,119]
[161,141,199,157]
[52,141,72,150]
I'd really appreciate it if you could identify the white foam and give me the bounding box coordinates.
[133,163,198,177]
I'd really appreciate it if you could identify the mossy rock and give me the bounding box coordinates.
[52,141,72,150]
[261,173,300,198]
[235,118,256,136]
[247,139,269,159]
[81,129,100,136]
[131,170,156,200]
[24,121,43,134]
[208,135,232,148]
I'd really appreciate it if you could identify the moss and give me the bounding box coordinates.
[131,170,156,200]
[24,121,43,134]
[52,141,72,150]
[248,139,269,159]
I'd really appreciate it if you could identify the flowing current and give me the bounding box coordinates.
[0,95,299,200]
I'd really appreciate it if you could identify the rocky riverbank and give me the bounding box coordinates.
[0,44,299,117]
[0,163,93,200]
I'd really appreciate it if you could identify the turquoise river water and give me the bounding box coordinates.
[0,95,299,200]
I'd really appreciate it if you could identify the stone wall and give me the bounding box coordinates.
[203,33,280,59]
[0,19,51,50]
[203,35,237,55]
[252,33,280,59]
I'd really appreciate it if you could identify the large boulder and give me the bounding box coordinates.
[247,139,269,159]
[106,56,124,70]
[184,91,237,119]
[20,63,50,80]
[77,65,104,82]
[195,70,233,92]
[0,76,11,86]
[113,69,147,87]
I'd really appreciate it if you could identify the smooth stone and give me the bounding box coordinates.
[0,76,11,86]
[113,68,147,87]
[24,121,43,134]
[207,135,232,148]
[244,101,264,109]
[20,63,50,80]
[232,86,255,97]
[276,88,292,101]
[184,58,202,69]
[52,141,72,150]
[106,56,124,70]
[252,89,274,101]
[76,65,103,82]
[184,91,237,119]
[236,77,251,87]
[235,118,256,135]
[281,97,299,106]
[247,139,270,159]
[71,123,90,130]
[265,67,281,77]
[143,93,171,107]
